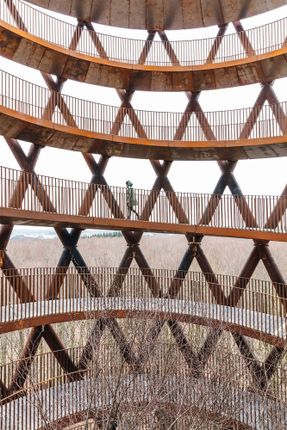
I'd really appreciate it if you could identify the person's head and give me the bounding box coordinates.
[126,180,133,187]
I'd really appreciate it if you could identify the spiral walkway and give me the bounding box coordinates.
[23,0,287,29]
[1,0,287,91]
[2,374,287,430]
[1,346,287,430]
[1,166,287,242]
[1,295,286,346]
[1,0,287,428]
[0,267,286,344]
[1,70,287,160]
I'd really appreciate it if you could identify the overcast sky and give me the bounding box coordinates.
[0,1,287,199]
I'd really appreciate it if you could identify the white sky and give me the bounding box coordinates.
[0,1,287,198]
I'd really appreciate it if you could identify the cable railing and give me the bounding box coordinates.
[0,69,286,142]
[1,0,287,66]
[0,267,286,341]
[1,349,287,430]
[0,166,287,235]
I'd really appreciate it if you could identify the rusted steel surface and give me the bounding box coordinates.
[1,70,287,159]
[0,267,285,346]
[1,166,287,241]
[23,0,287,29]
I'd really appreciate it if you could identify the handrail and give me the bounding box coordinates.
[0,266,286,341]
[1,357,286,430]
[1,0,287,66]
[0,166,286,234]
[0,69,286,142]
[1,345,286,403]
[0,345,259,394]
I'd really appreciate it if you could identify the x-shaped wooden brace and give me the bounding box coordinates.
[0,8,159,396]
[155,22,287,390]
[70,22,287,392]
[0,2,117,396]
[1,2,287,397]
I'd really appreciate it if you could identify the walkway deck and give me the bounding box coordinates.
[1,0,287,91]
[1,374,286,429]
[0,297,285,346]
[1,70,287,160]
[1,166,287,242]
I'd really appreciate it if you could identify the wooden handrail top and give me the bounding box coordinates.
[1,0,287,66]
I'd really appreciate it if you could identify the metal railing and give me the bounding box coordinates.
[1,0,287,66]
[1,347,286,429]
[0,166,286,234]
[0,267,286,340]
[1,344,264,393]
[0,69,286,142]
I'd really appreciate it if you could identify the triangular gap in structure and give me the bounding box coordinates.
[86,186,120,219]
[2,1,28,33]
[28,347,64,387]
[176,269,212,303]
[117,113,139,139]
[21,183,39,211]
[212,105,249,141]
[51,105,69,128]
[0,329,34,366]
[146,188,185,224]
[52,320,88,351]
[236,267,285,324]
[77,233,125,268]
[119,267,153,299]
[0,277,20,308]
[199,236,252,278]
[13,140,32,157]
[88,29,150,65]
[77,28,100,58]
[22,267,58,302]
[144,32,173,66]
[21,179,60,216]
[249,100,283,139]
[247,21,287,55]
[204,331,255,386]
[180,113,208,142]
[243,337,278,363]
[98,328,129,369]
[171,34,215,66]
[213,25,247,63]
[121,318,161,351]
[57,269,88,300]
[151,326,188,371]
[172,323,214,356]
[208,194,250,230]
[250,260,286,315]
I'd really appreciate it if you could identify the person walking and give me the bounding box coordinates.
[126,180,139,219]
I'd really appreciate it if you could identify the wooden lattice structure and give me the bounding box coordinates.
[0,0,287,428]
